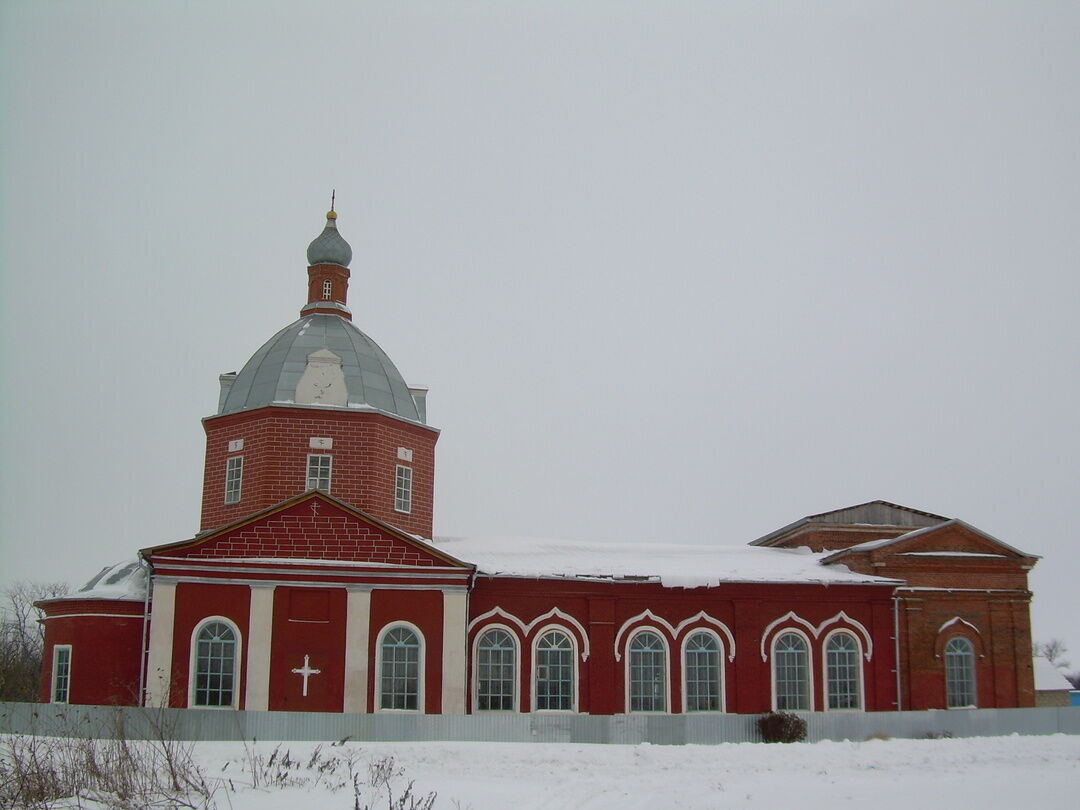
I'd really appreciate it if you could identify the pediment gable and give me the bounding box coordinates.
[823,520,1037,564]
[143,492,469,569]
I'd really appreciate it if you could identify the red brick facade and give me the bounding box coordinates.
[200,406,438,538]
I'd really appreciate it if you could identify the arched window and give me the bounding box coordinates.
[773,632,810,711]
[944,637,976,708]
[475,628,516,711]
[379,626,422,711]
[535,630,575,711]
[825,632,862,710]
[683,631,722,712]
[322,279,333,300]
[628,631,667,712]
[193,620,238,708]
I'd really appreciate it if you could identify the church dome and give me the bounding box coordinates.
[218,314,422,421]
[306,210,353,267]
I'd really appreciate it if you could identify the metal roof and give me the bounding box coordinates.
[306,216,352,267]
[749,500,950,547]
[217,313,422,422]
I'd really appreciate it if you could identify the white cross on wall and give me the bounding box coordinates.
[290,654,321,697]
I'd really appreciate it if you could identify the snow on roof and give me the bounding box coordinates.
[433,536,900,588]
[1033,657,1075,691]
[65,559,148,602]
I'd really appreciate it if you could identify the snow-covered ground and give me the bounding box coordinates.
[190,734,1080,809]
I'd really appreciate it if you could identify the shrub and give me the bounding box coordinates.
[757,711,808,743]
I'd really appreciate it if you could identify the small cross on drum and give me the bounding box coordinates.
[290,654,322,697]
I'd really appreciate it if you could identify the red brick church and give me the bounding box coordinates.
[38,210,1039,716]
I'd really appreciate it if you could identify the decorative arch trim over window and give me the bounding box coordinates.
[759,610,873,662]
[468,606,590,661]
[377,623,424,712]
[614,609,735,662]
[189,617,242,709]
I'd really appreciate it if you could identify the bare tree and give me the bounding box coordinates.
[1033,638,1071,669]
[0,580,69,701]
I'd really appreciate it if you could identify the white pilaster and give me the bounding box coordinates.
[145,579,176,707]
[343,588,372,713]
[441,589,468,714]
[244,584,276,711]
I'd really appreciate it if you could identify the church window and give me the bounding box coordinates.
[322,279,333,300]
[825,632,862,710]
[475,628,516,711]
[628,630,667,712]
[192,620,238,708]
[683,631,722,712]
[379,625,422,711]
[773,632,811,711]
[224,456,243,504]
[535,629,575,711]
[945,637,977,708]
[307,454,332,493]
[394,465,412,513]
[51,645,71,703]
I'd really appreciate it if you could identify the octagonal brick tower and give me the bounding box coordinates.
[200,209,437,537]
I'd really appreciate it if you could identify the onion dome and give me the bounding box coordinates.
[306,209,353,267]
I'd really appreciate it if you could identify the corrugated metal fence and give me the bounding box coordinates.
[2,702,1077,745]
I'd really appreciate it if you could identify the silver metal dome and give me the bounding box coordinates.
[306,216,353,267]
[218,314,421,421]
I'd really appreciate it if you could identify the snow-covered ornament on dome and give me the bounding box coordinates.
[296,348,348,406]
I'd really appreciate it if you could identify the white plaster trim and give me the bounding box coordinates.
[820,628,865,712]
[674,612,737,662]
[530,624,580,713]
[679,630,725,713]
[244,586,275,711]
[468,607,590,662]
[470,623,521,713]
[187,615,243,710]
[938,616,982,637]
[41,612,142,621]
[759,610,873,662]
[623,627,671,714]
[441,591,468,715]
[145,580,176,707]
[613,610,675,662]
[343,590,371,713]
[373,621,425,713]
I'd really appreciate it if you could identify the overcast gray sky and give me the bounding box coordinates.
[2,2,1077,650]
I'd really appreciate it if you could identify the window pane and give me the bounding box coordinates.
[476,629,516,711]
[826,633,861,710]
[395,465,412,513]
[629,632,666,712]
[945,637,976,708]
[774,633,809,711]
[536,631,574,711]
[684,632,721,712]
[194,621,236,707]
[381,627,420,710]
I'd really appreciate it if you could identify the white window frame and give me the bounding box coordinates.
[306,454,332,493]
[822,629,864,711]
[394,465,412,514]
[224,455,243,504]
[771,629,814,712]
[375,622,425,713]
[624,628,670,713]
[681,630,725,713]
[531,625,579,713]
[944,636,977,709]
[51,644,72,704]
[471,624,520,712]
[322,278,333,300]
[188,616,242,710]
